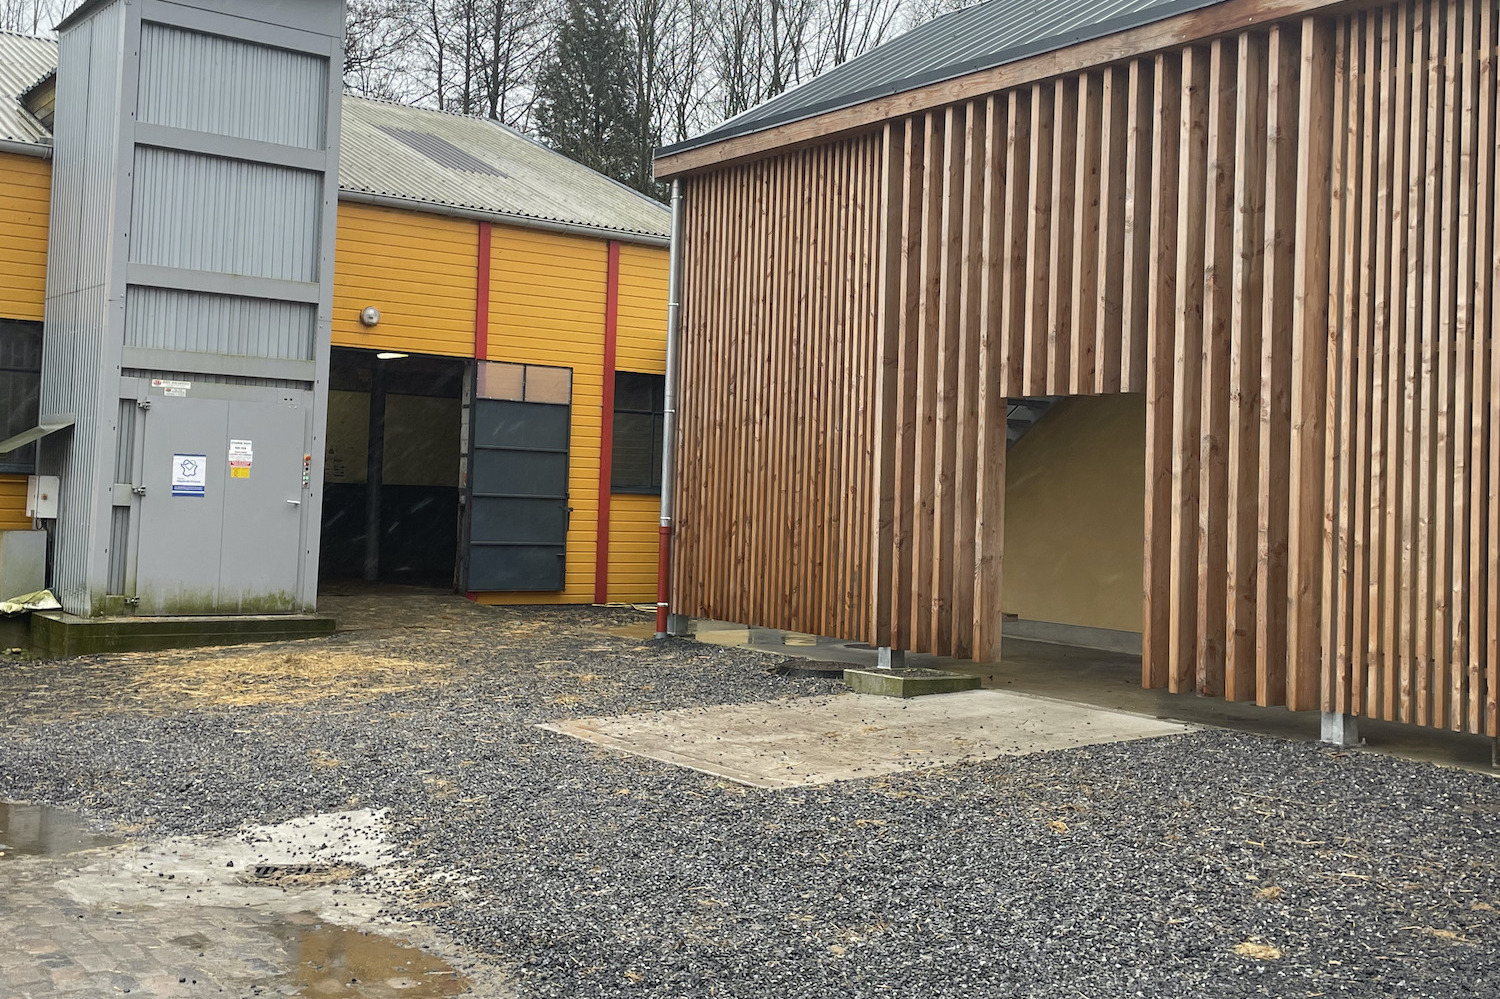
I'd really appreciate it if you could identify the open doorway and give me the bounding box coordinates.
[1001,394,1146,653]
[320,347,467,588]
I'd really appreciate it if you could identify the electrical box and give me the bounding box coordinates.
[26,475,58,520]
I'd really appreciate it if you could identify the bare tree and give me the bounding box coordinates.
[0,0,63,33]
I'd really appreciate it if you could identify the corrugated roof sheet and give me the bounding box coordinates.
[341,97,669,239]
[0,34,669,240]
[0,32,57,144]
[658,0,1223,157]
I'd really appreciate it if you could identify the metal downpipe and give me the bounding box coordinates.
[656,179,684,638]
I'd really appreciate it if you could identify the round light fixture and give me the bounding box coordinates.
[360,306,381,327]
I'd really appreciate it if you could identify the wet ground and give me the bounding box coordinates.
[0,588,1497,998]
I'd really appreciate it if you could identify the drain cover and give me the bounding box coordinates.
[769,659,848,680]
[240,863,360,887]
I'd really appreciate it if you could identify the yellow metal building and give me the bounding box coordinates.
[0,32,671,605]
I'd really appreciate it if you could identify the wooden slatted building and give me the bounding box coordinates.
[653,0,1500,735]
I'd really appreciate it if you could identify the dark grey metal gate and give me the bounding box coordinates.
[466,397,570,591]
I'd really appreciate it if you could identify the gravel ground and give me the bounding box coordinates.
[1,594,1498,998]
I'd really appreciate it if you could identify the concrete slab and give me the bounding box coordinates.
[844,666,982,697]
[31,611,336,658]
[540,689,1193,788]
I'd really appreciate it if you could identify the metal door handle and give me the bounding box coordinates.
[286,498,301,505]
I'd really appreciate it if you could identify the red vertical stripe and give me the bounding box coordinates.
[595,241,621,603]
[475,222,492,360]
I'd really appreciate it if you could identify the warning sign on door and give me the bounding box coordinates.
[172,454,206,497]
[228,439,253,480]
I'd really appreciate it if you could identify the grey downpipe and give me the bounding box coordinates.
[655,179,684,638]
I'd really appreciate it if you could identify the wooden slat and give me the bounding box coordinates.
[1096,65,1130,394]
[1485,0,1500,738]
[1144,51,1182,691]
[910,114,944,651]
[1025,83,1056,396]
[1257,22,1299,707]
[1170,45,1210,695]
[1350,8,1382,718]
[1123,58,1156,392]
[930,108,967,655]
[1451,0,1478,730]
[974,94,1008,661]
[870,124,904,646]
[1287,15,1334,714]
[949,103,987,658]
[1073,71,1104,394]
[1048,77,1079,393]
[999,90,1032,397]
[1197,36,1238,699]
[1226,30,1269,702]
[1475,0,1496,735]
[892,120,925,650]
[1433,0,1461,728]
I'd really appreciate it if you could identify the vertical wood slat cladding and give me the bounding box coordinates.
[671,0,1500,733]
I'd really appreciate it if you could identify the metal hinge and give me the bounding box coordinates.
[131,485,146,496]
[123,596,140,607]
[137,399,151,411]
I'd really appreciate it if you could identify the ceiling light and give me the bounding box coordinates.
[375,352,408,360]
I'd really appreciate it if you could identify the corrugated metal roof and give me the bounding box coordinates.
[341,98,669,239]
[0,34,668,239]
[0,32,57,145]
[658,0,1224,157]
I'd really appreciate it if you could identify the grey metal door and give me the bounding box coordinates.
[466,397,570,591]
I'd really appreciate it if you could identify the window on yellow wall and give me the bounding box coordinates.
[0,320,42,475]
[611,372,663,495]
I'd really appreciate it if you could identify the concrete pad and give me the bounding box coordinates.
[540,689,1193,788]
[844,667,982,697]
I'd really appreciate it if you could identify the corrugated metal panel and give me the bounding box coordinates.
[124,287,316,361]
[106,506,128,593]
[0,32,56,145]
[340,98,670,239]
[40,1,127,611]
[130,146,322,283]
[113,399,136,482]
[661,0,1223,154]
[137,22,327,149]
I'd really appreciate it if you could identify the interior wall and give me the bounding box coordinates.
[1002,395,1144,635]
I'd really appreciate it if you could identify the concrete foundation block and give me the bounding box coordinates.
[876,647,906,670]
[30,612,336,659]
[844,667,981,699]
[1320,711,1362,748]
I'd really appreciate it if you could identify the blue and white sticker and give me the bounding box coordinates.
[171,454,207,497]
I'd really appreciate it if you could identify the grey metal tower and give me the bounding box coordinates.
[38,0,344,616]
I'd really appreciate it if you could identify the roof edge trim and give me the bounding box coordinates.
[337,190,670,248]
[654,0,1346,179]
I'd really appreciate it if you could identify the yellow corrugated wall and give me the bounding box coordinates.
[607,243,669,603]
[477,224,608,605]
[331,202,478,357]
[0,477,31,531]
[0,152,50,533]
[0,152,49,322]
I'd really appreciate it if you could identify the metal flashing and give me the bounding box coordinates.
[0,415,75,455]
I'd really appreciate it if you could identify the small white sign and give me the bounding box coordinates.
[228,439,253,460]
[152,378,191,398]
[171,453,207,497]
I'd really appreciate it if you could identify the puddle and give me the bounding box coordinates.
[606,621,657,641]
[270,918,469,998]
[0,801,117,859]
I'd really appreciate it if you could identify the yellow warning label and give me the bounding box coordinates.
[230,466,250,479]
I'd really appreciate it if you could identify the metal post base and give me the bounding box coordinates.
[665,613,691,638]
[876,647,906,671]
[1320,711,1361,749]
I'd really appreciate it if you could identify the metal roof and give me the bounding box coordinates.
[0,32,56,145]
[0,34,669,240]
[658,0,1224,157]
[341,98,670,240]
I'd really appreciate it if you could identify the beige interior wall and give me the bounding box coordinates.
[1002,394,1145,634]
